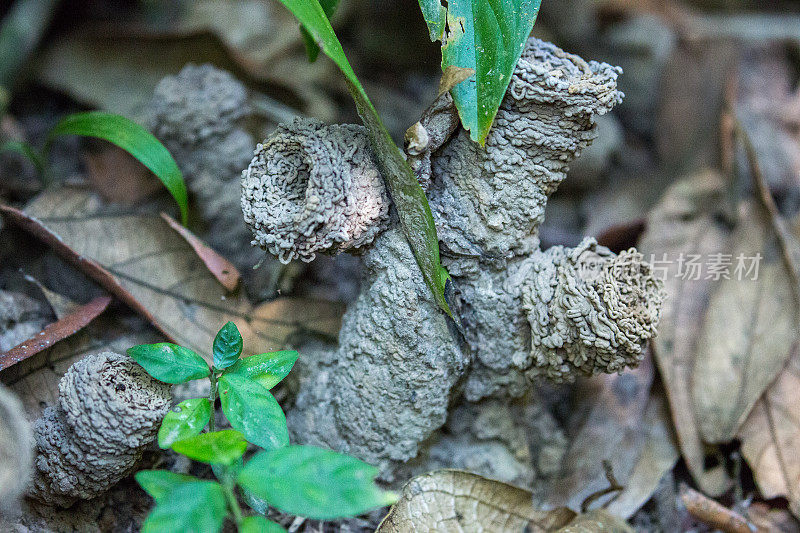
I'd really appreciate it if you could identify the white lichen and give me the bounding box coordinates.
[29,351,170,507]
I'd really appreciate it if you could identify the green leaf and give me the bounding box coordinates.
[440,0,542,144]
[141,480,227,533]
[300,0,340,62]
[213,321,243,370]
[277,0,453,319]
[237,445,398,520]
[218,374,289,450]
[240,516,287,533]
[170,429,248,465]
[0,140,45,174]
[224,350,298,390]
[135,470,197,502]
[417,0,447,40]
[127,343,210,384]
[158,398,212,449]
[47,111,189,224]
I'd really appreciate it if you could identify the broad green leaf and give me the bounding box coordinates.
[127,343,209,384]
[170,429,248,465]
[240,516,286,533]
[141,480,227,533]
[47,111,188,224]
[135,470,197,502]
[300,0,340,62]
[224,350,298,390]
[0,140,45,174]
[218,374,289,450]
[213,321,243,370]
[158,398,212,449]
[439,0,542,144]
[281,0,453,318]
[237,445,398,520]
[417,0,447,40]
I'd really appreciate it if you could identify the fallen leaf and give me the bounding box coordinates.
[0,186,343,360]
[738,344,800,517]
[0,295,111,371]
[637,169,734,495]
[376,470,576,533]
[544,355,678,519]
[84,145,163,204]
[0,315,157,418]
[161,213,241,292]
[554,510,634,533]
[692,201,797,443]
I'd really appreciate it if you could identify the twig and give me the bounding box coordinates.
[680,484,760,533]
[580,460,624,513]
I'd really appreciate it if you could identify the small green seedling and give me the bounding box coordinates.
[128,322,397,532]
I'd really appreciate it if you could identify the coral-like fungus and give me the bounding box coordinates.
[30,352,170,507]
[520,239,664,382]
[144,64,260,273]
[242,38,663,477]
[242,119,390,263]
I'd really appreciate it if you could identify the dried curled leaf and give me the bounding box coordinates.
[692,201,798,443]
[376,470,576,533]
[0,186,343,359]
[738,343,800,518]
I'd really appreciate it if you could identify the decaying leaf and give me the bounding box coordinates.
[637,169,734,495]
[376,470,576,533]
[0,295,111,371]
[543,356,678,519]
[692,201,798,443]
[554,510,634,533]
[161,213,241,292]
[738,343,800,517]
[0,186,343,360]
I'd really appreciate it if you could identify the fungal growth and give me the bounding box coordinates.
[242,38,664,477]
[29,351,170,507]
[242,119,390,263]
[144,64,263,277]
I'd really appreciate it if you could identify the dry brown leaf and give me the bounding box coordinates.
[161,213,241,292]
[0,186,343,360]
[692,201,797,443]
[554,510,634,533]
[0,316,157,418]
[83,145,163,204]
[637,169,734,495]
[376,470,576,533]
[738,345,800,518]
[543,356,678,519]
[0,295,111,372]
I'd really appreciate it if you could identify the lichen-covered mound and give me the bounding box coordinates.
[248,37,663,480]
[521,239,664,382]
[242,118,390,263]
[30,352,170,507]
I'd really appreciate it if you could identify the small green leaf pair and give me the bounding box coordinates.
[128,321,293,451]
[129,322,396,532]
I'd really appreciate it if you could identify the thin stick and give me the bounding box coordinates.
[680,484,759,533]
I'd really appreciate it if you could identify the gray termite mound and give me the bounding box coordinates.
[241,38,664,477]
[29,351,170,507]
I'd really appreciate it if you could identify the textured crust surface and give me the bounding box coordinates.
[29,352,170,507]
[242,118,391,263]
[250,38,663,477]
